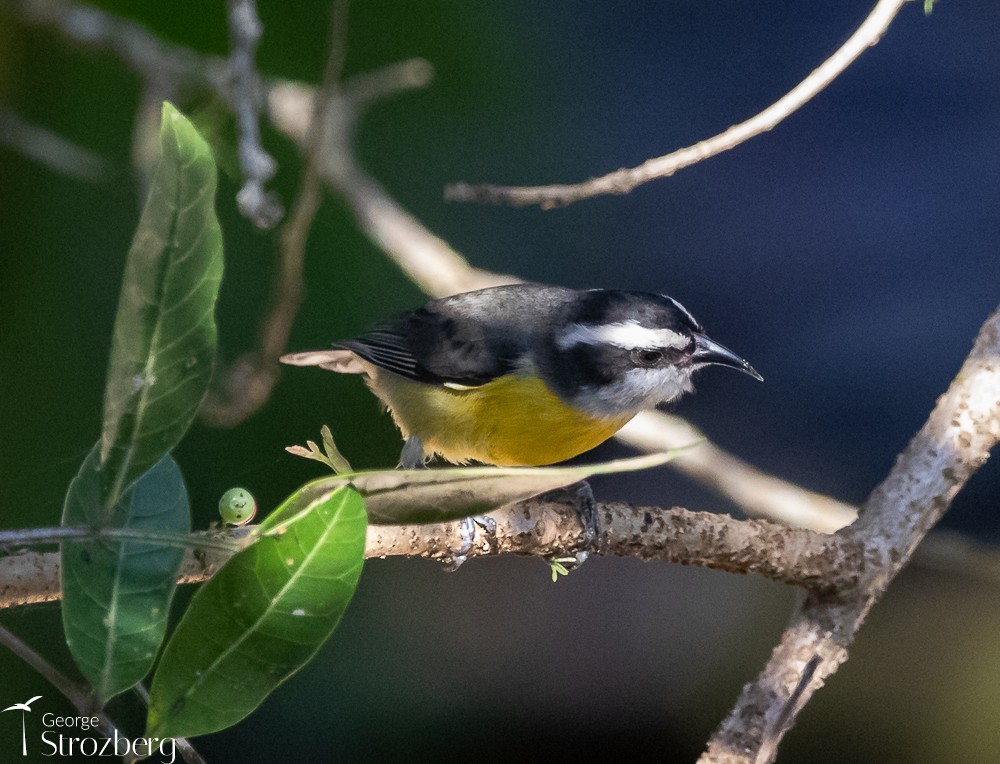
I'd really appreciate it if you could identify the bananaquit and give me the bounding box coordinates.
[282,284,761,468]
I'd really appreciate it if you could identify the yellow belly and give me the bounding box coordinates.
[365,368,633,466]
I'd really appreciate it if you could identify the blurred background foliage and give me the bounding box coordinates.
[1,1,999,761]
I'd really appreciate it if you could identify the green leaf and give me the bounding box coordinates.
[61,445,190,703]
[100,102,223,511]
[273,449,691,527]
[146,486,366,739]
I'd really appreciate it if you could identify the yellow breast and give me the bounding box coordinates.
[365,367,633,466]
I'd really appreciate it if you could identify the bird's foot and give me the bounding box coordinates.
[570,480,598,550]
[398,436,428,469]
[538,480,597,577]
[442,515,497,572]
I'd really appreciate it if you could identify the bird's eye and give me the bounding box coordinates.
[632,349,664,367]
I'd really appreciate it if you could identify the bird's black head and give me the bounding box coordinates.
[538,289,760,416]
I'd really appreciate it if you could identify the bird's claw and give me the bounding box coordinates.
[442,515,496,572]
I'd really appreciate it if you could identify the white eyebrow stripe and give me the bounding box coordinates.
[664,295,700,329]
[556,320,688,350]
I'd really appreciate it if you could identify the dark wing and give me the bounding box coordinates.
[335,329,422,379]
[334,284,580,386]
[336,305,532,386]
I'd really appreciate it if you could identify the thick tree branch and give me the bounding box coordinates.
[0,529,239,608]
[444,0,915,209]
[701,305,1000,764]
[0,496,862,611]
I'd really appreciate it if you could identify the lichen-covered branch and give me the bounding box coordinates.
[226,0,282,228]
[0,496,859,611]
[700,305,1000,764]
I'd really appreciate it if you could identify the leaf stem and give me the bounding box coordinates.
[0,526,246,554]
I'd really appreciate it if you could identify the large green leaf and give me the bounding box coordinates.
[59,103,220,702]
[61,445,190,702]
[275,450,689,527]
[100,102,223,511]
[146,486,366,740]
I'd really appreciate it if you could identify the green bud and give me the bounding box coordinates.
[219,488,257,526]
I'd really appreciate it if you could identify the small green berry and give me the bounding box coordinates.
[219,488,257,526]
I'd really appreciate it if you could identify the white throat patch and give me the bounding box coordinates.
[572,366,695,417]
[557,320,688,351]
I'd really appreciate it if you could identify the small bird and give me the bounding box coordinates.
[282,284,761,468]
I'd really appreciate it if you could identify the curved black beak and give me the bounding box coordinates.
[692,334,763,381]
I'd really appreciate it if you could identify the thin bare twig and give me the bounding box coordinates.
[0,622,93,711]
[269,72,518,299]
[12,0,279,224]
[0,624,134,748]
[0,108,111,181]
[619,413,858,533]
[201,0,351,427]
[226,0,282,228]
[701,305,1000,763]
[10,0,229,94]
[444,0,915,209]
[0,525,245,554]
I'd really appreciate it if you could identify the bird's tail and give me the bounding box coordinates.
[279,349,366,374]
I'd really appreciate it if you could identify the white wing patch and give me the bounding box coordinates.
[556,320,688,351]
